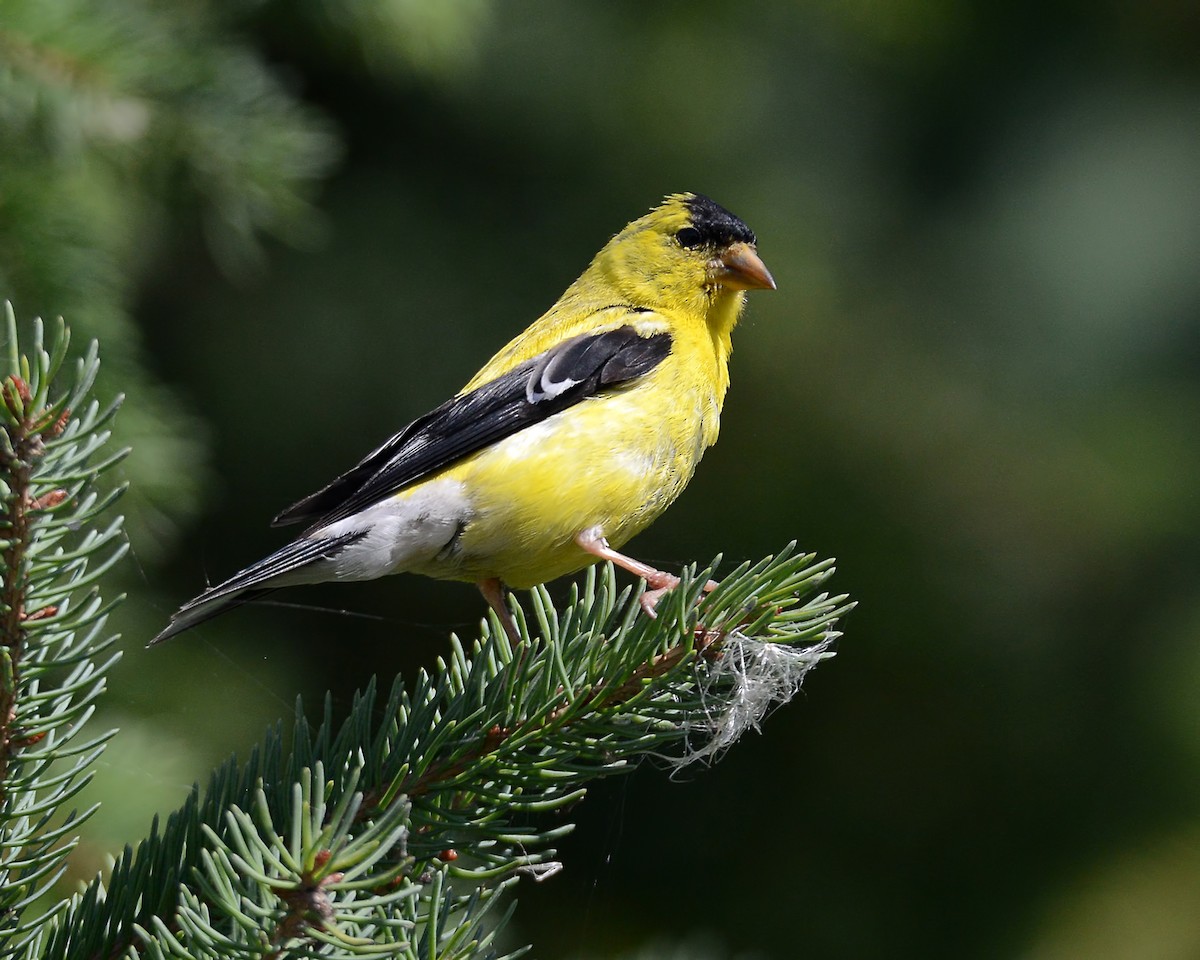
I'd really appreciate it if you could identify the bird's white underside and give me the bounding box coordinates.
[305,477,474,583]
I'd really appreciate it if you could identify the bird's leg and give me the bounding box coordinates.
[477,578,522,646]
[574,526,718,618]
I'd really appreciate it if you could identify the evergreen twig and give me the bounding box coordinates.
[0,305,126,957]
[45,552,847,959]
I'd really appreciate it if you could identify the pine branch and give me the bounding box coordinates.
[46,548,849,959]
[0,305,125,957]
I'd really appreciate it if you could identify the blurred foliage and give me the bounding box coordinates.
[0,0,337,557]
[2,0,1199,958]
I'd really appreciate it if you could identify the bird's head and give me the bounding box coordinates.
[584,193,776,321]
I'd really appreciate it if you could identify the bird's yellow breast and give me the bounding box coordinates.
[411,313,728,588]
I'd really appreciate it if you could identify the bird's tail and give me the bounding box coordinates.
[149,529,367,646]
[148,585,275,646]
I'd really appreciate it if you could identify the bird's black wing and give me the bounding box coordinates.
[273,324,672,531]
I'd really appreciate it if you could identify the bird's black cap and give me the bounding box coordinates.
[684,194,757,247]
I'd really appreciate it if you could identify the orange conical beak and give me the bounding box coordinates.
[715,241,776,291]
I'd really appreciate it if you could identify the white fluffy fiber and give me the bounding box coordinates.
[672,630,838,768]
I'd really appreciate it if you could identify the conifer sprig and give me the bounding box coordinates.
[46,550,847,959]
[0,305,125,957]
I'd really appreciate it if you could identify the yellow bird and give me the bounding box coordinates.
[152,193,775,646]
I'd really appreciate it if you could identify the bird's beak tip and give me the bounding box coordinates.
[718,242,776,292]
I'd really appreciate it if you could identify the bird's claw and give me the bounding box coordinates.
[638,585,673,618]
[638,575,719,618]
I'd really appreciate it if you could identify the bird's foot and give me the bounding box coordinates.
[477,577,522,647]
[575,526,718,620]
[638,582,675,618]
[639,576,720,618]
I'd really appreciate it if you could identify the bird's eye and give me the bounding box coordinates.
[675,226,703,248]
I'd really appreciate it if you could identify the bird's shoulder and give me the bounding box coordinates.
[463,302,674,391]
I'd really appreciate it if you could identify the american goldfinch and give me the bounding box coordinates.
[152,193,774,646]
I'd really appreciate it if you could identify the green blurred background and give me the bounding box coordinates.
[3,1,1200,957]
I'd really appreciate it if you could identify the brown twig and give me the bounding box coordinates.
[0,376,39,797]
[0,378,73,800]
